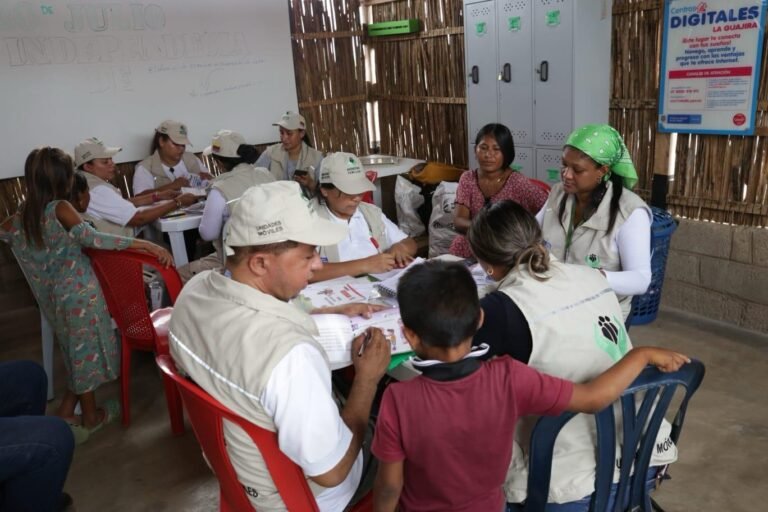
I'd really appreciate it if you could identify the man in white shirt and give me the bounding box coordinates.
[169,181,390,511]
[74,138,198,236]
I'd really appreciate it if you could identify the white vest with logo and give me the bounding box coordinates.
[497,261,677,503]
[265,142,323,181]
[81,171,134,237]
[540,182,651,318]
[169,271,330,510]
[137,151,203,188]
[311,199,387,262]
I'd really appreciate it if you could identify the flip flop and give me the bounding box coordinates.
[88,398,121,435]
[67,422,90,445]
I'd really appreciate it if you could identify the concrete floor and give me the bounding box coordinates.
[2,307,766,511]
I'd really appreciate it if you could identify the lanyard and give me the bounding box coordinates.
[564,207,578,259]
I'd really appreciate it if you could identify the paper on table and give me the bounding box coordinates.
[299,276,376,309]
[312,307,410,366]
[181,187,207,197]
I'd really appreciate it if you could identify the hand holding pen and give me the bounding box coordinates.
[352,327,390,382]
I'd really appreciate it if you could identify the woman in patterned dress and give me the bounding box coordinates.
[450,123,549,258]
[1,147,172,433]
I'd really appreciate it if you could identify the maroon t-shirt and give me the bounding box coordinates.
[372,356,573,512]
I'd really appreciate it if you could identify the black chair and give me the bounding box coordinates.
[522,360,705,512]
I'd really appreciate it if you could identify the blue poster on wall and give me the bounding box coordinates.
[658,0,768,134]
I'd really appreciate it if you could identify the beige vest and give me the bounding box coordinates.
[312,199,387,262]
[137,151,203,188]
[497,261,676,503]
[210,164,276,260]
[265,142,323,181]
[80,171,134,237]
[169,271,329,510]
[540,182,651,317]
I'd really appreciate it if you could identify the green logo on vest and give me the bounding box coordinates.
[585,253,601,269]
[593,315,629,362]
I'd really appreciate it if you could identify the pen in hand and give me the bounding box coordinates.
[357,328,372,357]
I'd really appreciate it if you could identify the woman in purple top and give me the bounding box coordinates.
[450,123,548,258]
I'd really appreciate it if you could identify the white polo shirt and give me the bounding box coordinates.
[323,205,408,261]
[87,183,138,227]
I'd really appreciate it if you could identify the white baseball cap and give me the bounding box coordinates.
[319,152,375,195]
[223,181,347,255]
[156,120,192,146]
[272,111,306,131]
[204,130,246,158]
[74,138,121,168]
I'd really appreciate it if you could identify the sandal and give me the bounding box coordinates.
[87,398,121,435]
[67,422,90,445]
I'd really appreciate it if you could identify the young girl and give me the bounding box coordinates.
[1,147,173,436]
[69,172,92,218]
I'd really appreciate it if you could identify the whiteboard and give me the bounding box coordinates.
[0,0,298,179]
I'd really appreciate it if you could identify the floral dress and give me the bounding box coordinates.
[7,201,132,394]
[449,170,549,258]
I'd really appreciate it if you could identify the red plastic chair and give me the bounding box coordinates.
[529,178,552,195]
[156,355,373,512]
[84,248,184,435]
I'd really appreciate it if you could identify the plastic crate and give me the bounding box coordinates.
[630,207,678,325]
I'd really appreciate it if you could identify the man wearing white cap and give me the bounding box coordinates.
[169,181,390,511]
[74,138,198,236]
[256,111,324,194]
[310,152,418,282]
[133,120,212,195]
[176,129,276,282]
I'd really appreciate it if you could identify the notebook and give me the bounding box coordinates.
[312,307,412,369]
[373,257,426,297]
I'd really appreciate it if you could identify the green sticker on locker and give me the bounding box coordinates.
[511,163,523,172]
[547,168,560,181]
[476,21,487,36]
[508,16,521,31]
[546,10,561,27]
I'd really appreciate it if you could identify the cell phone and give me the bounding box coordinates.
[293,170,308,177]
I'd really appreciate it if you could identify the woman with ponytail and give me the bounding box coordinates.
[537,124,652,319]
[468,200,675,511]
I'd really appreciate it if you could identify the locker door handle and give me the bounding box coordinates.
[536,60,549,82]
[470,65,479,84]
[500,63,511,83]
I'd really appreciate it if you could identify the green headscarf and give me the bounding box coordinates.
[565,124,638,189]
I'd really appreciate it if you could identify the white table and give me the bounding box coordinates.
[153,213,203,266]
[362,156,425,210]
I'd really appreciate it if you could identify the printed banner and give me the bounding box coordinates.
[658,0,767,134]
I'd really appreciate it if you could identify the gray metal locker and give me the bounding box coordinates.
[463,0,612,180]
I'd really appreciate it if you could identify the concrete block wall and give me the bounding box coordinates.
[662,219,768,333]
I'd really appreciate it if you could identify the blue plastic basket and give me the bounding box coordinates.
[630,207,678,325]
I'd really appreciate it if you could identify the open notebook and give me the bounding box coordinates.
[372,257,426,296]
[312,307,412,369]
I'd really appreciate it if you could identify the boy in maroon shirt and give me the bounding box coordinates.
[371,261,689,512]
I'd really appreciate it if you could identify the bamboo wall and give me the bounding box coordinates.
[288,0,369,155]
[368,0,467,167]
[610,0,663,198]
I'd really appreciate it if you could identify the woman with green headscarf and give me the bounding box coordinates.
[537,124,652,319]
